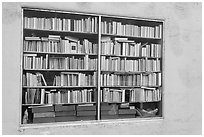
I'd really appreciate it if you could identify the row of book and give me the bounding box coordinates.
[101,57,160,72]
[24,16,98,33]
[24,89,95,104]
[24,36,97,54]
[49,56,97,70]
[101,74,141,87]
[101,37,162,57]
[24,54,160,71]
[23,54,97,70]
[142,73,162,87]
[100,73,162,87]
[101,21,162,38]
[54,72,97,86]
[129,88,161,102]
[24,87,161,105]
[101,88,161,103]
[23,72,97,87]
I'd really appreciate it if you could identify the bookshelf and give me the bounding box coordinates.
[21,8,163,124]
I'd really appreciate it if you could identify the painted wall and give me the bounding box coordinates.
[2,2,202,135]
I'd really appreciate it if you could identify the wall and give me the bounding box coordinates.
[2,2,202,135]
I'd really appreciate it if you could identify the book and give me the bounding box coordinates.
[76,110,96,116]
[25,37,41,41]
[55,111,76,117]
[33,112,55,118]
[33,117,55,123]
[48,35,61,40]
[55,105,76,112]
[101,36,111,42]
[101,110,118,115]
[30,105,54,113]
[77,105,96,111]
[64,36,79,42]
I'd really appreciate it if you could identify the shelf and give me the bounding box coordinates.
[101,86,160,88]
[101,33,162,40]
[101,54,161,59]
[23,69,96,72]
[23,51,97,56]
[101,100,161,104]
[101,70,161,74]
[101,54,144,58]
[23,86,97,89]
[24,28,98,36]
[22,102,96,106]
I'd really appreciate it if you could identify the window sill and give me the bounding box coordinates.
[18,117,164,132]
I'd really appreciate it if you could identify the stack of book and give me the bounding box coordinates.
[100,103,119,119]
[31,105,55,123]
[76,104,96,121]
[118,103,136,119]
[55,104,77,122]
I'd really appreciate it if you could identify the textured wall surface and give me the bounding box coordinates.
[2,2,202,135]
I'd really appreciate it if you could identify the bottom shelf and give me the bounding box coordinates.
[22,101,162,124]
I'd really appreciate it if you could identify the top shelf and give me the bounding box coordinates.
[23,8,164,23]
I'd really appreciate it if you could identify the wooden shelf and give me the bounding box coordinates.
[23,86,97,89]
[100,86,160,88]
[101,54,161,59]
[23,51,97,56]
[101,70,161,74]
[22,102,96,106]
[101,100,161,104]
[101,33,162,40]
[23,69,96,72]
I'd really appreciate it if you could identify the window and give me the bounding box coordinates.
[21,8,163,124]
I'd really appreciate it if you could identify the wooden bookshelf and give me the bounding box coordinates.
[21,7,163,124]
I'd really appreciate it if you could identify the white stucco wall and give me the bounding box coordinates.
[2,2,202,135]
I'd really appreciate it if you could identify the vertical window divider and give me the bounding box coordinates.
[97,15,102,120]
